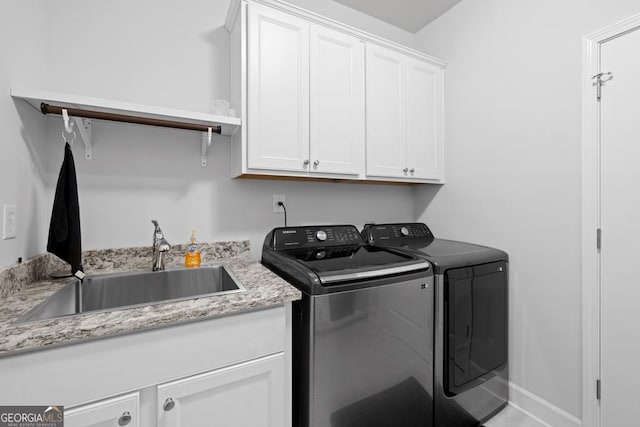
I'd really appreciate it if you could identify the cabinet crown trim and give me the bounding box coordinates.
[226,0,447,68]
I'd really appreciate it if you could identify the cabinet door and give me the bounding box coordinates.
[247,3,310,172]
[309,24,365,176]
[157,354,286,427]
[365,43,407,178]
[407,58,444,181]
[65,392,139,427]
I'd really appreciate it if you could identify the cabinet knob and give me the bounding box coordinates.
[303,159,309,166]
[313,160,320,167]
[163,397,175,411]
[403,167,408,173]
[409,168,415,174]
[118,411,132,426]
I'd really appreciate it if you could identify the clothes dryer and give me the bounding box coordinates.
[362,222,508,427]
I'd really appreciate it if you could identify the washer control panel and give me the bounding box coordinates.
[364,223,434,243]
[272,225,363,250]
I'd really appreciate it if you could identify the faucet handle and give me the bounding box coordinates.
[152,220,165,240]
[157,239,171,252]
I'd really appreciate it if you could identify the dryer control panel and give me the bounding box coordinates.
[363,223,434,243]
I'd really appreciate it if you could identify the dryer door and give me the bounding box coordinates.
[443,261,507,396]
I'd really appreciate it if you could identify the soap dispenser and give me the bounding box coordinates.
[185,230,201,268]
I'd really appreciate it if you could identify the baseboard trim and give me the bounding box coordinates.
[509,382,582,427]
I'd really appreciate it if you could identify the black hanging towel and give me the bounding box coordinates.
[47,142,83,274]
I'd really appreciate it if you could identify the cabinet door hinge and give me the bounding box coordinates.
[596,379,601,400]
[597,228,602,250]
[591,72,613,102]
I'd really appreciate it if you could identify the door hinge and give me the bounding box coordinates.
[596,379,601,400]
[597,228,602,250]
[591,72,613,102]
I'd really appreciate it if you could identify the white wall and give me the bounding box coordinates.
[0,1,48,268]
[414,0,640,421]
[31,0,416,261]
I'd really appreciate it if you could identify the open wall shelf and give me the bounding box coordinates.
[11,87,241,166]
[11,88,241,135]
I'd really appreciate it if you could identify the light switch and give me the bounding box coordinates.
[3,205,16,240]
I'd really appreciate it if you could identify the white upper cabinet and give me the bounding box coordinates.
[365,43,407,178]
[228,0,445,183]
[365,43,444,182]
[407,59,444,180]
[246,2,364,176]
[247,3,310,171]
[309,25,365,176]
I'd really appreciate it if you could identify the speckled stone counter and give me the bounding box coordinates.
[0,241,300,355]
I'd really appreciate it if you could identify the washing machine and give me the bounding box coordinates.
[262,225,435,427]
[362,222,508,427]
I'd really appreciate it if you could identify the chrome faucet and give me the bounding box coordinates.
[151,220,171,271]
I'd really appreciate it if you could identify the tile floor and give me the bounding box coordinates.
[484,404,548,427]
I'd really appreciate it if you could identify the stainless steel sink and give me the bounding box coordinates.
[17,265,246,324]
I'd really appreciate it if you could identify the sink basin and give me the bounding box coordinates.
[17,265,246,324]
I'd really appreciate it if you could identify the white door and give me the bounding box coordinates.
[65,392,139,427]
[247,3,310,172]
[309,24,364,176]
[407,58,444,181]
[157,354,286,427]
[365,43,407,178]
[599,24,640,427]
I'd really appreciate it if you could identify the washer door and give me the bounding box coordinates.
[307,274,434,427]
[443,261,507,396]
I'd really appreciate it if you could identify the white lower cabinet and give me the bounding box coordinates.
[65,354,285,427]
[65,392,140,427]
[157,354,285,427]
[0,305,292,427]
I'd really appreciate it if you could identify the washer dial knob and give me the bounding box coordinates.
[316,230,328,241]
[400,226,410,236]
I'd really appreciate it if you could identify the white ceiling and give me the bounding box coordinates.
[332,0,463,33]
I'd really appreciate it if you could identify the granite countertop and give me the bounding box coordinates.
[0,241,301,355]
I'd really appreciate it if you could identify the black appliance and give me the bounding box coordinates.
[262,225,435,427]
[362,222,508,427]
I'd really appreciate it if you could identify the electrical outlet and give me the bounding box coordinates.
[273,194,286,213]
[3,205,16,240]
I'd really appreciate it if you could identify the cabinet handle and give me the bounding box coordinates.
[409,168,415,174]
[403,167,408,173]
[118,411,132,426]
[313,160,319,167]
[303,159,309,167]
[163,397,175,411]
